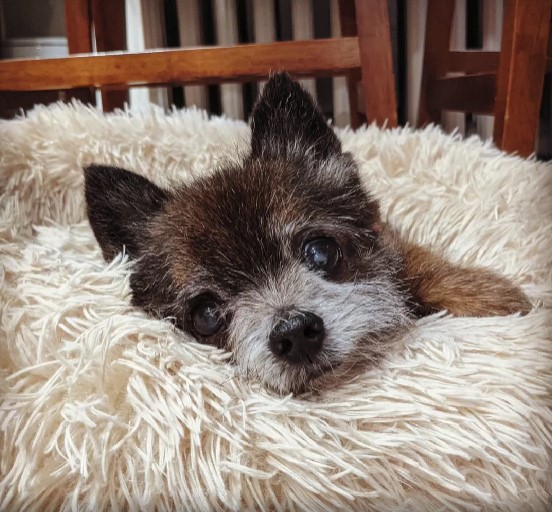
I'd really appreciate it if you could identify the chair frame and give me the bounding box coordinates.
[418,0,552,157]
[0,0,398,129]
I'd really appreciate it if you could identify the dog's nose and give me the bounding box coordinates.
[269,311,325,364]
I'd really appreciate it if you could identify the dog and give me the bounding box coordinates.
[84,72,531,394]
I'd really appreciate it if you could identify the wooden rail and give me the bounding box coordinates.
[0,37,361,92]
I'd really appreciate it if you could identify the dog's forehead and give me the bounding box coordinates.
[159,158,374,295]
[161,161,297,291]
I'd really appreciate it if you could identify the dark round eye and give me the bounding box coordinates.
[191,300,223,337]
[303,237,341,273]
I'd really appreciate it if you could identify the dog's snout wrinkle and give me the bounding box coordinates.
[269,310,325,364]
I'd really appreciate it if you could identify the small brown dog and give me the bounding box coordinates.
[84,73,531,394]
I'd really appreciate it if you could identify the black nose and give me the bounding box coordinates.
[269,311,325,364]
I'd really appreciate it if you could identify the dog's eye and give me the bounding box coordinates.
[191,300,223,337]
[303,237,341,273]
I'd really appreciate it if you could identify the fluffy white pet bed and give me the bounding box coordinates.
[1,103,551,511]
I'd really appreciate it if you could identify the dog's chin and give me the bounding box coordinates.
[272,360,379,396]
[258,330,407,395]
[261,359,345,396]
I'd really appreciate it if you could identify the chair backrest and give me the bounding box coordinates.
[0,0,399,128]
[418,0,552,157]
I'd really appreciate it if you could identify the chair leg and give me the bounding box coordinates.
[354,0,398,127]
[417,0,455,127]
[91,0,129,112]
[493,0,552,156]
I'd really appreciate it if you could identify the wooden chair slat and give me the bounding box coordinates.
[64,0,95,105]
[91,0,128,111]
[420,0,552,156]
[428,74,496,115]
[0,38,361,92]
[447,51,500,73]
[354,0,398,127]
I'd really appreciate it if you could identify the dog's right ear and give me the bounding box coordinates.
[84,165,169,261]
[249,72,342,160]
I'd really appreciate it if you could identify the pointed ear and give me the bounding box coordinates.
[84,165,169,261]
[250,72,342,159]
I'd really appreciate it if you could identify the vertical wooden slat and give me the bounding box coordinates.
[492,0,515,147]
[65,0,95,105]
[213,0,244,119]
[442,0,465,135]
[252,0,276,92]
[66,0,93,53]
[177,0,208,109]
[406,0,427,125]
[493,0,552,156]
[354,0,398,127]
[544,28,552,157]
[291,0,317,97]
[417,0,455,126]
[476,0,503,141]
[331,0,352,127]
[337,0,360,128]
[92,0,128,111]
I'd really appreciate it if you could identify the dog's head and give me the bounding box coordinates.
[85,73,411,394]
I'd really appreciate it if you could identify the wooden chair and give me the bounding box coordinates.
[0,0,398,129]
[418,0,552,157]
[65,0,128,111]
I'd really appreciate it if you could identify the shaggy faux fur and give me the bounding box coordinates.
[1,102,551,511]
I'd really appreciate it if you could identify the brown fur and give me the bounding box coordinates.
[380,224,532,317]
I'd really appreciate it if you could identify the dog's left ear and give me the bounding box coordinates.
[250,72,342,160]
